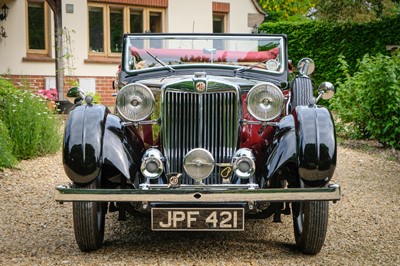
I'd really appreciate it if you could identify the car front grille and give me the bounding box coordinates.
[162,90,239,184]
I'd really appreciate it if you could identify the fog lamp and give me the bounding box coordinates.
[183,149,215,182]
[140,149,164,179]
[232,148,255,179]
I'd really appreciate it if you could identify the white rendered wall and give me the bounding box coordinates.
[0,0,263,77]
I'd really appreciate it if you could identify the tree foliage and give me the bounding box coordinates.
[313,0,399,22]
[258,0,315,21]
[258,0,399,22]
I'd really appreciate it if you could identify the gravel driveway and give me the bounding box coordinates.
[0,143,399,265]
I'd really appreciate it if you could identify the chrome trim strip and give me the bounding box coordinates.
[140,183,260,190]
[55,184,341,203]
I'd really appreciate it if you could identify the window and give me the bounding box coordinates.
[149,11,162,33]
[26,0,50,54]
[213,13,225,34]
[213,13,226,50]
[130,10,143,33]
[109,7,124,53]
[88,3,165,57]
[88,6,105,53]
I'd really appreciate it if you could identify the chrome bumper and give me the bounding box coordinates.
[55,184,341,203]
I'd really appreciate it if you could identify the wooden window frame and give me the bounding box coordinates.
[146,8,165,33]
[88,3,107,57]
[26,0,51,55]
[88,2,165,58]
[128,7,145,33]
[107,4,126,57]
[213,12,227,33]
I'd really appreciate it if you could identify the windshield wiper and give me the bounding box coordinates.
[146,51,175,73]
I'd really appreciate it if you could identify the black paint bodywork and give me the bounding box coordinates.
[294,106,337,186]
[63,101,336,189]
[262,106,336,188]
[63,104,144,186]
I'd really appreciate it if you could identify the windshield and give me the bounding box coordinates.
[124,34,286,74]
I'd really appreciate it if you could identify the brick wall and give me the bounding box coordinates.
[6,75,116,106]
[212,2,230,13]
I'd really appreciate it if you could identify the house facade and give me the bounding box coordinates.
[0,0,265,106]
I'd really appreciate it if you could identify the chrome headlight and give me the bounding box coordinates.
[116,83,154,121]
[246,82,284,121]
[183,148,215,182]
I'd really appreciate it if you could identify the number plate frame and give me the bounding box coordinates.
[151,208,245,231]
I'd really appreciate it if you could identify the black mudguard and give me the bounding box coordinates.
[102,113,144,184]
[63,104,144,185]
[294,106,337,187]
[264,115,297,183]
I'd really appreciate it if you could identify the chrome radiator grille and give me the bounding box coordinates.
[162,90,238,184]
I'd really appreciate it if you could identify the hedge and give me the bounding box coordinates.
[259,16,400,87]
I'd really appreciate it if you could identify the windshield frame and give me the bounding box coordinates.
[122,33,288,78]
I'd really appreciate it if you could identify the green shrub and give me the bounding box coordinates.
[0,78,62,160]
[259,16,400,89]
[331,53,400,149]
[0,119,17,170]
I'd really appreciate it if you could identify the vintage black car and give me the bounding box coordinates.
[56,33,340,255]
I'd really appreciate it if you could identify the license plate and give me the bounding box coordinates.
[151,208,244,231]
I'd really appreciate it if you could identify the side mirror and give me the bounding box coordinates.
[297,58,315,76]
[317,82,335,100]
[67,87,84,104]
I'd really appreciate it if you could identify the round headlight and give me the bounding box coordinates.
[246,82,284,121]
[183,149,215,182]
[116,83,154,121]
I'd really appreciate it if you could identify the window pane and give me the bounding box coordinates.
[130,10,143,33]
[89,6,104,53]
[28,2,45,50]
[150,12,162,33]
[110,8,123,53]
[213,15,224,33]
[213,15,225,50]
[150,12,162,48]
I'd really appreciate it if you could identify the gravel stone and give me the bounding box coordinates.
[0,144,399,265]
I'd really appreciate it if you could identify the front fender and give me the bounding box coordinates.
[294,106,337,187]
[264,115,297,182]
[63,104,145,185]
[63,105,107,184]
[102,114,144,183]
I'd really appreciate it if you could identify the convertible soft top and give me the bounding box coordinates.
[130,46,279,63]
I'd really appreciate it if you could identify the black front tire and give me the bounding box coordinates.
[292,201,329,255]
[72,181,106,252]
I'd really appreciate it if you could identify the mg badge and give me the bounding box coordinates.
[195,82,206,92]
